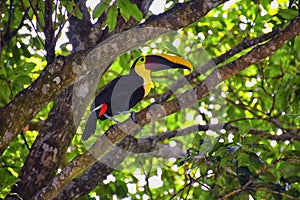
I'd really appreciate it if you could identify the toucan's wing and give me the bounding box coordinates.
[91,77,122,111]
[82,74,144,140]
[92,75,144,114]
[82,111,97,140]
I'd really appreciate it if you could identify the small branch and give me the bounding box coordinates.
[2,3,29,47]
[218,181,252,200]
[54,0,83,46]
[143,123,300,143]
[20,131,31,151]
[28,0,44,29]
[219,157,300,199]
[140,160,154,200]
[44,0,55,63]
[258,188,298,200]
[5,0,14,39]
[20,0,45,48]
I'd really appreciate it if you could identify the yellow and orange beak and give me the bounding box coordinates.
[144,54,193,72]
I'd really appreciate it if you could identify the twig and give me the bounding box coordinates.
[2,2,29,47]
[20,131,31,151]
[20,0,45,48]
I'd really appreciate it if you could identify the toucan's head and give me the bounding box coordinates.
[130,54,193,97]
[131,54,193,74]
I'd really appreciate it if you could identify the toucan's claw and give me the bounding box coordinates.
[130,111,137,123]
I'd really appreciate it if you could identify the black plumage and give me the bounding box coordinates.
[81,54,193,140]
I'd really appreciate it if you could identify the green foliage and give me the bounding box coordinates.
[116,0,143,21]
[106,4,118,31]
[93,0,110,19]
[92,0,143,31]
[1,0,300,199]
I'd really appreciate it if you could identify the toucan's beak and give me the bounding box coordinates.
[145,54,193,72]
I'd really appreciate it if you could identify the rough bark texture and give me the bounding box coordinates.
[7,0,95,198]
[7,0,153,199]
[0,0,226,155]
[33,15,300,200]
[8,87,76,200]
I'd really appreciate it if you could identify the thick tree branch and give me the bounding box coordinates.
[0,0,226,156]
[55,134,184,199]
[9,1,154,199]
[8,87,77,200]
[33,15,300,199]
[156,27,281,104]
[53,123,299,198]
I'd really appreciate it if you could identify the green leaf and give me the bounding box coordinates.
[278,162,300,178]
[259,171,277,182]
[105,4,118,31]
[116,0,131,21]
[0,83,10,106]
[22,0,30,7]
[93,2,109,19]
[117,0,142,21]
[278,8,298,20]
[293,141,300,151]
[248,152,264,169]
[238,120,251,135]
[13,75,32,86]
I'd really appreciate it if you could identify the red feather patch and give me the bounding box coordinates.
[98,103,108,117]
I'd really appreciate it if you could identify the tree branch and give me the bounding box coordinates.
[55,119,300,198]
[9,0,153,198]
[0,0,226,156]
[44,0,55,63]
[33,15,300,199]
[55,134,184,199]
[8,87,77,200]
[156,27,281,104]
[219,157,300,199]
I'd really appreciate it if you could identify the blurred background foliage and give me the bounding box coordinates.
[1,0,299,199]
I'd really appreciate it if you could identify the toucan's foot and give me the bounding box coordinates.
[103,114,120,123]
[130,111,137,123]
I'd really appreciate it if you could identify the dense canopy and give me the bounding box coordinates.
[0,0,299,199]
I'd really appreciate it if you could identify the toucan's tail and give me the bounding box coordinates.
[82,112,97,140]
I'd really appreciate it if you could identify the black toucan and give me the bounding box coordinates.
[82,54,193,140]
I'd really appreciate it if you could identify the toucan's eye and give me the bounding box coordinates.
[140,57,145,63]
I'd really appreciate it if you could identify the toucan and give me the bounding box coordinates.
[82,54,193,140]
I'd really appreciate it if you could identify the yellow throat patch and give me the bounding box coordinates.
[135,63,154,97]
